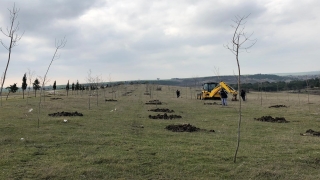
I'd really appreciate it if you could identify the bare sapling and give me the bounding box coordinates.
[0,3,24,106]
[0,73,4,105]
[276,82,279,101]
[286,82,289,101]
[86,69,94,110]
[26,69,35,104]
[37,75,50,102]
[297,87,301,105]
[213,66,221,82]
[224,14,256,163]
[108,74,115,99]
[95,75,102,106]
[37,37,67,128]
[260,82,263,106]
[305,77,310,111]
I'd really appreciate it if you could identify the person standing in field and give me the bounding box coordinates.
[240,89,246,101]
[176,90,180,98]
[219,89,228,106]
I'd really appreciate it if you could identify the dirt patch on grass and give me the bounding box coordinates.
[48,111,83,117]
[254,116,289,123]
[148,108,174,113]
[122,92,132,96]
[105,99,117,101]
[269,105,287,108]
[50,97,62,100]
[149,113,181,119]
[204,102,218,105]
[165,124,200,132]
[145,100,162,105]
[300,129,320,136]
[165,124,215,132]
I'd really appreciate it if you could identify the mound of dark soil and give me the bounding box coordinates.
[269,105,287,108]
[148,108,174,113]
[48,111,83,117]
[145,100,162,105]
[254,116,289,123]
[50,97,62,100]
[105,99,117,101]
[144,92,150,95]
[122,92,132,96]
[149,113,181,119]
[165,124,200,132]
[204,102,218,105]
[300,129,320,136]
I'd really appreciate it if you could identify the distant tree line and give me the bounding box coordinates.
[236,78,320,92]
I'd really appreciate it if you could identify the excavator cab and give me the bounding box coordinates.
[197,82,220,100]
[203,82,219,92]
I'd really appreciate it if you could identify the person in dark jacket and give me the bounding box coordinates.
[176,90,180,98]
[219,89,228,106]
[240,89,246,101]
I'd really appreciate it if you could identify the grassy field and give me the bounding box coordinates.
[1,85,320,179]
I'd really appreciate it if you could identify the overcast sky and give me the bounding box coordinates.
[0,0,319,87]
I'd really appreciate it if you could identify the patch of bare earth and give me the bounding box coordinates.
[48,111,83,117]
[145,100,162,105]
[149,113,181,119]
[269,105,287,108]
[148,108,174,113]
[300,129,320,136]
[254,116,289,123]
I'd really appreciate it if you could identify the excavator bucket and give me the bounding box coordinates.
[232,94,238,101]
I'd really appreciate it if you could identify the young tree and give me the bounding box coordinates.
[224,14,256,163]
[0,73,3,105]
[37,75,50,102]
[21,73,27,99]
[26,68,35,104]
[5,83,19,100]
[94,75,103,106]
[86,70,94,110]
[53,80,56,96]
[75,80,80,95]
[37,37,67,128]
[33,78,40,97]
[0,4,24,106]
[66,80,70,96]
[71,82,75,95]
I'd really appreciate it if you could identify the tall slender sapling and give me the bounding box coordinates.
[224,14,256,163]
[37,37,67,128]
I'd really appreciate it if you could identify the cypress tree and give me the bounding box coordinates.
[22,73,27,99]
[66,80,70,96]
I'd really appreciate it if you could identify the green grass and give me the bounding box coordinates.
[1,86,320,179]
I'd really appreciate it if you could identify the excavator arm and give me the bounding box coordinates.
[219,81,238,100]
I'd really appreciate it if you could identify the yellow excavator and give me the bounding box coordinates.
[196,81,238,101]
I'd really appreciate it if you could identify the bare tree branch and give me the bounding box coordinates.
[0,3,24,106]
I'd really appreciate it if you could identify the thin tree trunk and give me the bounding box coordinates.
[0,19,14,106]
[6,92,10,100]
[234,43,242,163]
